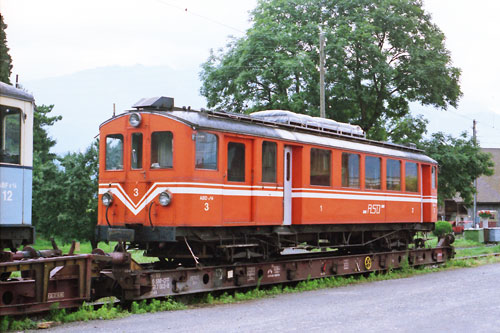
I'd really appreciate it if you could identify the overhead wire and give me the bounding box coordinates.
[414,101,498,135]
[152,0,247,34]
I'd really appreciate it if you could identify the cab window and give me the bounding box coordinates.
[0,106,21,164]
[262,141,277,183]
[342,153,360,188]
[131,133,143,169]
[151,131,173,169]
[310,148,331,186]
[405,162,418,192]
[105,134,124,170]
[195,132,218,170]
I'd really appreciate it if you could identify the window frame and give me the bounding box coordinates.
[105,134,124,171]
[310,148,331,186]
[341,152,360,188]
[131,132,143,170]
[151,131,174,169]
[365,155,381,190]
[195,132,218,171]
[227,141,245,182]
[262,141,277,183]
[0,105,22,165]
[386,159,401,191]
[405,161,419,193]
[432,166,436,189]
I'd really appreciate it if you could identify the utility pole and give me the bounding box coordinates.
[473,119,478,228]
[319,32,326,118]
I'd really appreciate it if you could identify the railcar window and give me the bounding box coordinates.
[365,156,381,189]
[405,162,418,192]
[310,148,331,186]
[286,152,291,182]
[0,106,21,164]
[227,142,245,182]
[341,153,360,188]
[151,131,173,169]
[432,166,436,189]
[131,133,143,169]
[386,159,401,190]
[262,141,277,183]
[105,134,124,170]
[195,132,218,170]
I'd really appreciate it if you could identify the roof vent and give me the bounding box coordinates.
[132,96,174,110]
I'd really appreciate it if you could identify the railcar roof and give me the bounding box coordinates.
[0,82,35,102]
[101,108,436,164]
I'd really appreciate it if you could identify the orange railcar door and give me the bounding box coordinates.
[421,164,438,222]
[223,137,253,224]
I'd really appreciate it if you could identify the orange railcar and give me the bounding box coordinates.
[96,97,438,263]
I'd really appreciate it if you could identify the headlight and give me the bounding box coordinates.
[129,113,142,127]
[159,191,172,206]
[102,192,113,206]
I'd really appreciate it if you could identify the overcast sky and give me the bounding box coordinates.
[2,0,500,151]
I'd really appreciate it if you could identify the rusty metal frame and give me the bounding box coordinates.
[0,254,110,316]
[110,246,453,301]
[0,245,453,316]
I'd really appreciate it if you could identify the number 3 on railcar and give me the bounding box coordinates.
[0,82,35,251]
[96,96,438,265]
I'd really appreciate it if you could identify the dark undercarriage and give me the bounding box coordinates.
[96,223,434,267]
[0,225,35,252]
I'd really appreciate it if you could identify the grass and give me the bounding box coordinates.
[453,237,484,248]
[455,244,500,257]
[0,298,186,331]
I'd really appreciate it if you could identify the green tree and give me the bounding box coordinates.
[0,13,13,84]
[420,132,494,205]
[32,152,64,239]
[386,114,428,145]
[33,105,62,163]
[55,141,99,248]
[200,0,461,141]
[32,104,100,246]
[32,105,63,238]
